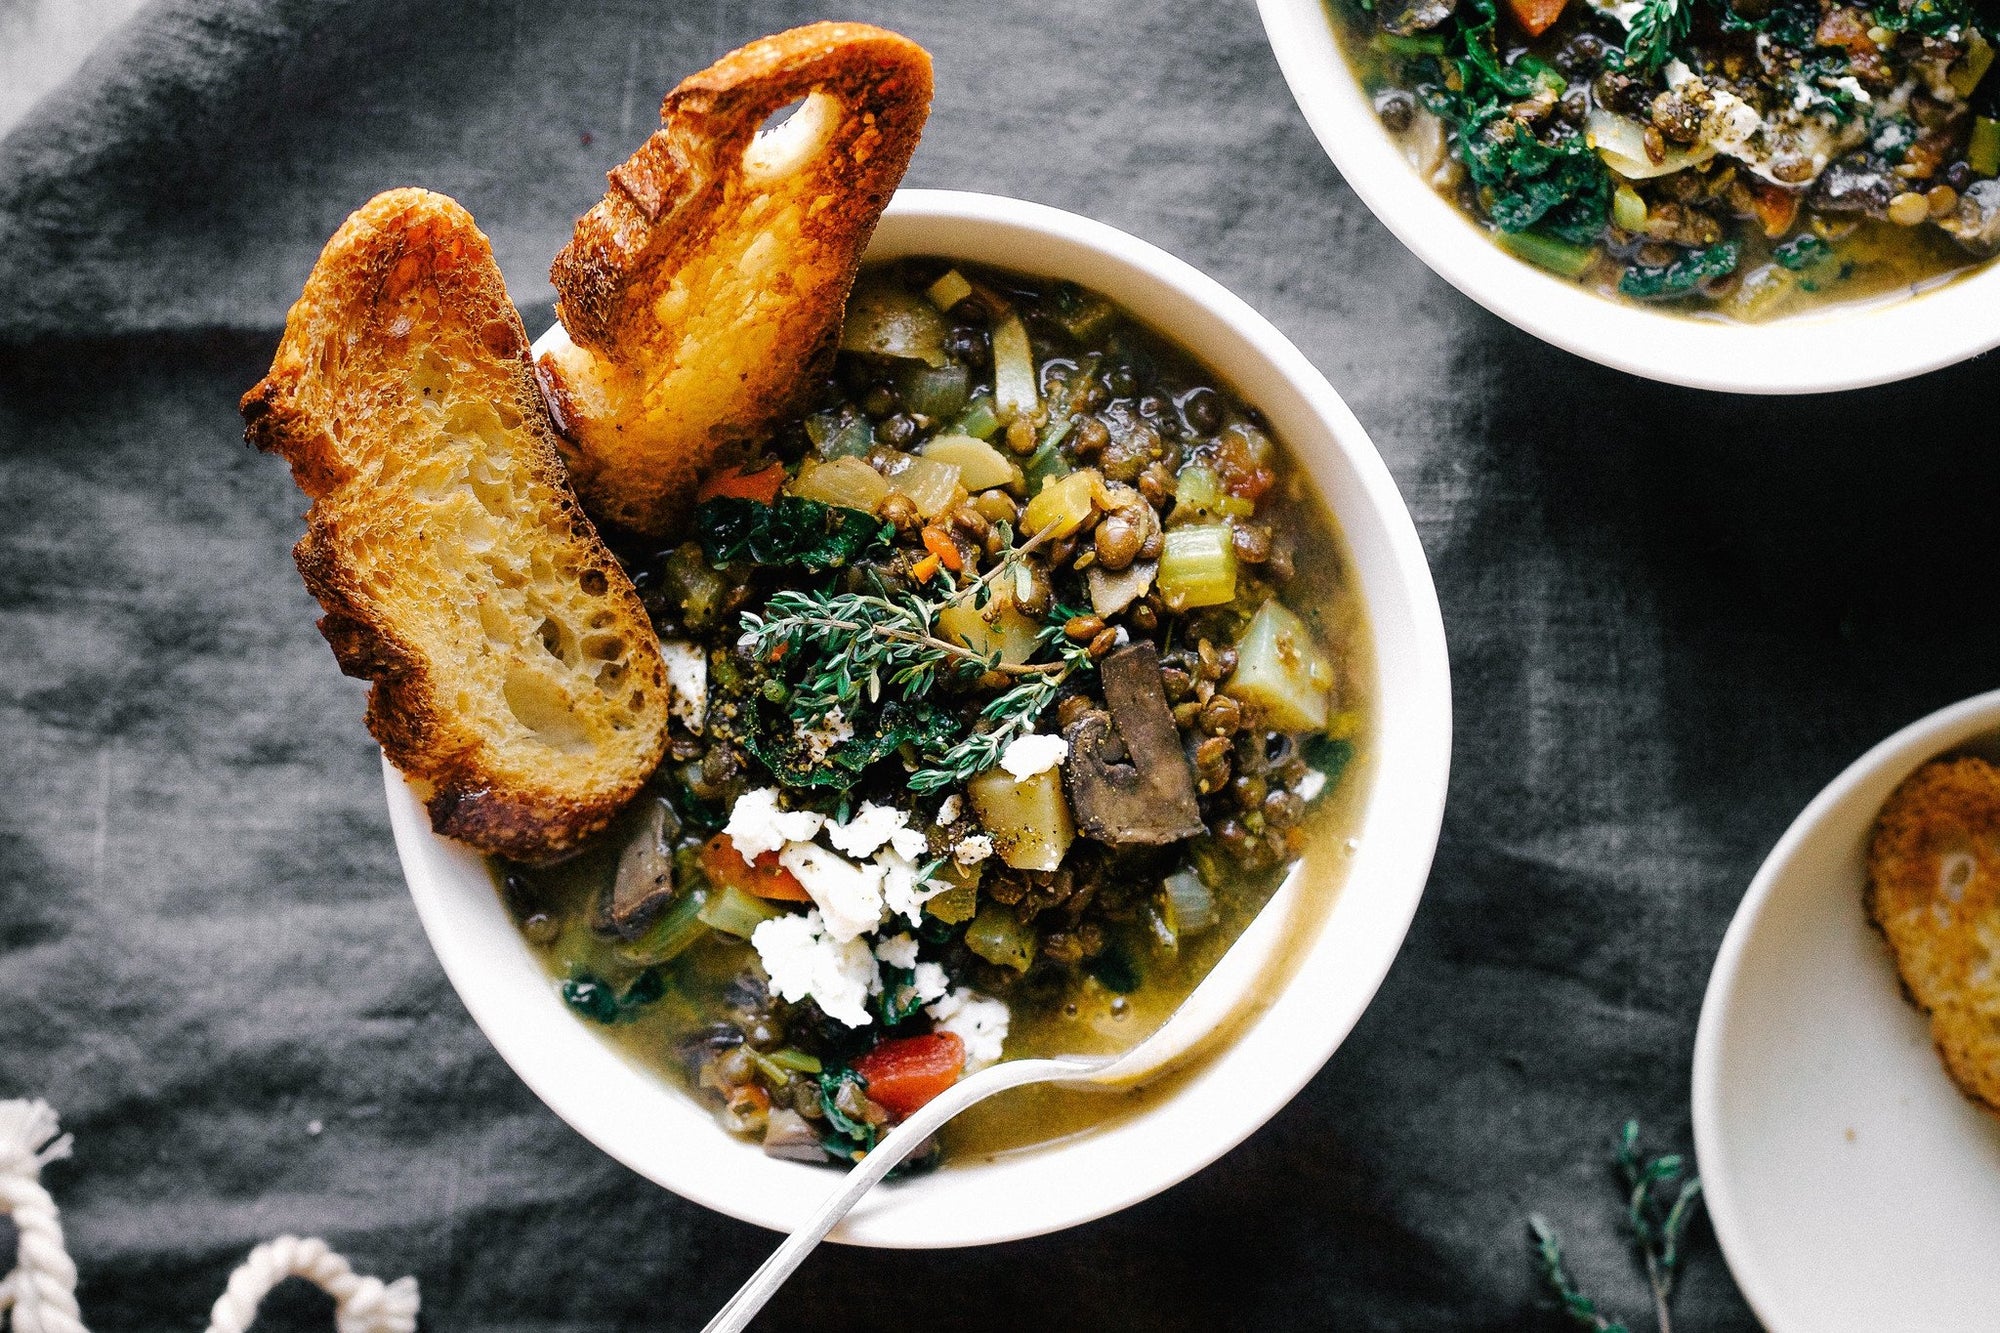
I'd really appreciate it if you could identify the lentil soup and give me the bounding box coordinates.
[496,260,1372,1169]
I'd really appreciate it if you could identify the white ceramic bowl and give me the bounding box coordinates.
[1256,0,2000,393]
[387,189,1452,1246]
[1692,690,2000,1329]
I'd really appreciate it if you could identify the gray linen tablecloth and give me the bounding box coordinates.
[5,0,1996,1327]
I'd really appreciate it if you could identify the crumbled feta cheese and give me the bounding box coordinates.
[911,961,950,1004]
[1587,0,1645,28]
[887,825,929,860]
[999,732,1068,780]
[927,987,1010,1069]
[826,801,909,859]
[752,910,880,1028]
[724,788,826,862]
[935,794,963,826]
[659,641,707,734]
[878,848,946,926]
[778,842,885,942]
[953,834,993,867]
[1294,769,1328,804]
[874,933,920,969]
[799,708,856,765]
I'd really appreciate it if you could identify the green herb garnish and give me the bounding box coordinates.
[696,495,892,573]
[1619,0,1694,74]
[1529,1120,1704,1333]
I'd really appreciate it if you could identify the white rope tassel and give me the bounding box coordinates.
[0,1099,85,1333]
[206,1235,418,1333]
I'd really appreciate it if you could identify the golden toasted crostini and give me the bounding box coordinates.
[1867,755,2000,1115]
[242,188,671,860]
[540,22,932,538]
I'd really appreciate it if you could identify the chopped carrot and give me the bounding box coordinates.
[697,461,786,504]
[1505,0,1568,35]
[912,552,942,583]
[852,1033,966,1117]
[700,834,812,901]
[920,525,963,572]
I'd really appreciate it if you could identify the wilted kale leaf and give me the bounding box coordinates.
[696,495,892,573]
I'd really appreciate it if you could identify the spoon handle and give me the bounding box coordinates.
[700,1058,1078,1333]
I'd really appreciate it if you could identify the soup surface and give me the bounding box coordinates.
[1330,0,2000,318]
[497,260,1371,1169]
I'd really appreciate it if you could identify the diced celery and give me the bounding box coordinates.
[698,884,786,939]
[1022,437,1072,492]
[924,881,979,925]
[660,542,728,627]
[896,363,971,420]
[968,767,1074,871]
[790,456,891,511]
[839,281,949,366]
[937,598,1041,665]
[1171,465,1228,525]
[926,268,973,312]
[1952,29,1994,98]
[1496,228,1597,279]
[805,407,874,459]
[991,311,1040,422]
[950,393,1002,441]
[922,434,1018,491]
[1023,467,1101,538]
[1226,599,1334,731]
[615,888,710,966]
[1162,869,1217,936]
[1724,264,1798,323]
[889,454,962,518]
[1377,31,1446,55]
[1158,523,1238,609]
[1972,116,2000,177]
[965,902,1036,972]
[767,1047,824,1075]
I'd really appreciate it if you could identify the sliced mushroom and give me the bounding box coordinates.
[595,796,681,937]
[1087,559,1156,618]
[761,1108,829,1162]
[1062,642,1205,847]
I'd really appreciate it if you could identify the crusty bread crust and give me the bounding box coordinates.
[541,21,932,538]
[243,188,670,861]
[1867,756,2000,1115]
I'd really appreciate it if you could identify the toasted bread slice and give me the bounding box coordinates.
[1867,755,2000,1114]
[539,22,932,538]
[242,188,670,861]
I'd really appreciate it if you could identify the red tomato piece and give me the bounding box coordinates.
[700,834,812,902]
[1506,0,1568,36]
[696,461,785,504]
[852,1033,967,1118]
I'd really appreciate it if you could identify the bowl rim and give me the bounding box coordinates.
[392,187,1453,1246]
[1254,0,2000,394]
[1690,688,2000,1324]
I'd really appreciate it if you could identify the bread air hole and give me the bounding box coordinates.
[1941,850,1977,902]
[503,665,591,753]
[743,92,835,182]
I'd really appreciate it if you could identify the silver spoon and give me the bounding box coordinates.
[700,870,1303,1333]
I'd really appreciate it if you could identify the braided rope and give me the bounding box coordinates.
[0,1100,419,1333]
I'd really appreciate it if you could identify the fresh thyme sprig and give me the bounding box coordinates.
[1621,0,1693,73]
[907,619,1094,794]
[1530,1121,1704,1333]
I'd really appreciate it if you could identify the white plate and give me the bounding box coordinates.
[1255,0,2000,393]
[390,189,1453,1246]
[1692,691,2000,1330]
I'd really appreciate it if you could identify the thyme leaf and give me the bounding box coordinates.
[1620,0,1694,73]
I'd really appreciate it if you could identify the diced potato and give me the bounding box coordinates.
[1023,467,1102,539]
[968,767,1074,872]
[839,281,949,366]
[991,311,1039,422]
[1226,598,1334,731]
[890,455,962,519]
[922,434,1019,491]
[789,456,889,511]
[1158,523,1238,609]
[926,268,973,312]
[937,597,1042,666]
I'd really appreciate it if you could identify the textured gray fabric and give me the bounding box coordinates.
[4,0,1997,1327]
